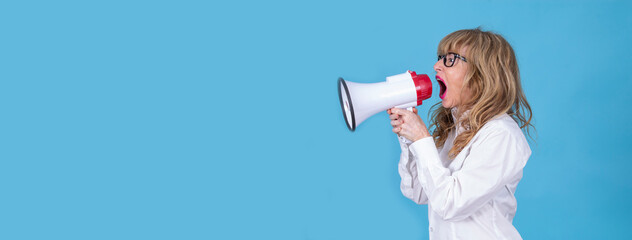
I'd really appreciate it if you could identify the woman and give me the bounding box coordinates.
[388,28,533,239]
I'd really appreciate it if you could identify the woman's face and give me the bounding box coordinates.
[434,47,471,109]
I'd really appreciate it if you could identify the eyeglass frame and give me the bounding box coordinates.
[438,52,467,67]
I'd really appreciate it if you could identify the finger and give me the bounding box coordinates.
[390,119,402,127]
[392,127,400,133]
[389,113,399,120]
[387,108,391,114]
[392,108,411,118]
[412,107,418,114]
[397,127,410,139]
[400,125,414,139]
[389,108,402,115]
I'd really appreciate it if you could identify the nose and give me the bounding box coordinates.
[434,59,443,73]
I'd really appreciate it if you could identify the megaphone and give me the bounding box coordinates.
[338,70,432,131]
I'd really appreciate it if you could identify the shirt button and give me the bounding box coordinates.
[429,227,434,232]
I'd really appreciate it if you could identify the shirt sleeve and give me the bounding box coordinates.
[397,137,429,205]
[408,128,530,221]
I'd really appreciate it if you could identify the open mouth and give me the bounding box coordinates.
[437,76,447,99]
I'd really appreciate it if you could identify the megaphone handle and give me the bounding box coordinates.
[398,107,415,144]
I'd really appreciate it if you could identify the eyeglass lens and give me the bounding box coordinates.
[444,53,456,67]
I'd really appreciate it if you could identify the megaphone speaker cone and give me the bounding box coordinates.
[338,77,356,131]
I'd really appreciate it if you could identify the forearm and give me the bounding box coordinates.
[398,138,428,204]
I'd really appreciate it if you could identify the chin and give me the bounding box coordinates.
[441,100,451,108]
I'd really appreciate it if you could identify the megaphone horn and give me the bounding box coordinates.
[338,70,432,131]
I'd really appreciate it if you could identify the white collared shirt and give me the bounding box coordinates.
[398,111,531,240]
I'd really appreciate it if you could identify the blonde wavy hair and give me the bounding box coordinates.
[429,28,534,159]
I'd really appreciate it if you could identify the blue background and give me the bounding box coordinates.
[1,0,631,239]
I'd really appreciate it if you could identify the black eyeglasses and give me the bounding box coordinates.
[438,52,467,67]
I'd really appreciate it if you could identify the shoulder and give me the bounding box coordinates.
[472,114,531,154]
[483,114,523,135]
